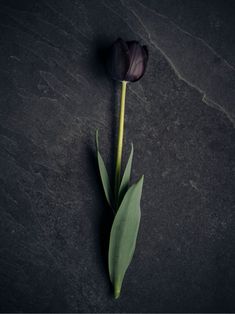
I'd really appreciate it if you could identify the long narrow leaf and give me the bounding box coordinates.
[95,130,112,207]
[118,143,134,204]
[108,175,144,298]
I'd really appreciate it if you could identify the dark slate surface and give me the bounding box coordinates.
[0,0,235,312]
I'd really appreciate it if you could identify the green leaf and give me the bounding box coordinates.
[118,143,134,204]
[108,175,144,299]
[95,130,112,207]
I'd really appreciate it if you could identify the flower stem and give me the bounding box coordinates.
[114,81,127,209]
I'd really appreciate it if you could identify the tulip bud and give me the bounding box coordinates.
[107,38,148,82]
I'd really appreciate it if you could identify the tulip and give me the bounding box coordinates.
[96,38,148,299]
[107,38,148,82]
[107,38,148,209]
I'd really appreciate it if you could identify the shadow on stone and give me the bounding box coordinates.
[89,36,119,184]
[86,143,114,295]
[85,36,121,296]
[89,36,111,81]
[110,80,119,187]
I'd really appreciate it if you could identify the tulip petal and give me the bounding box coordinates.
[133,45,148,82]
[107,38,130,81]
[125,42,148,82]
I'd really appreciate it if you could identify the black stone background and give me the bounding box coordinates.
[0,0,235,312]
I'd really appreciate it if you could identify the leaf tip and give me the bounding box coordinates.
[95,129,99,150]
[137,175,144,192]
[130,142,134,156]
[114,287,121,299]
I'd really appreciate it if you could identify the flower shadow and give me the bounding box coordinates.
[85,36,120,296]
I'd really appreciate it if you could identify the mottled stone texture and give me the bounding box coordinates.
[0,0,234,312]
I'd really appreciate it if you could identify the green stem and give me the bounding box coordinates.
[114,81,127,209]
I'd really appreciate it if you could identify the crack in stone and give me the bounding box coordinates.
[41,0,92,40]
[103,0,235,127]
[136,0,235,72]
[121,0,235,127]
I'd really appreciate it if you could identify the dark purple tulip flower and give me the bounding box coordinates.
[107,38,148,82]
